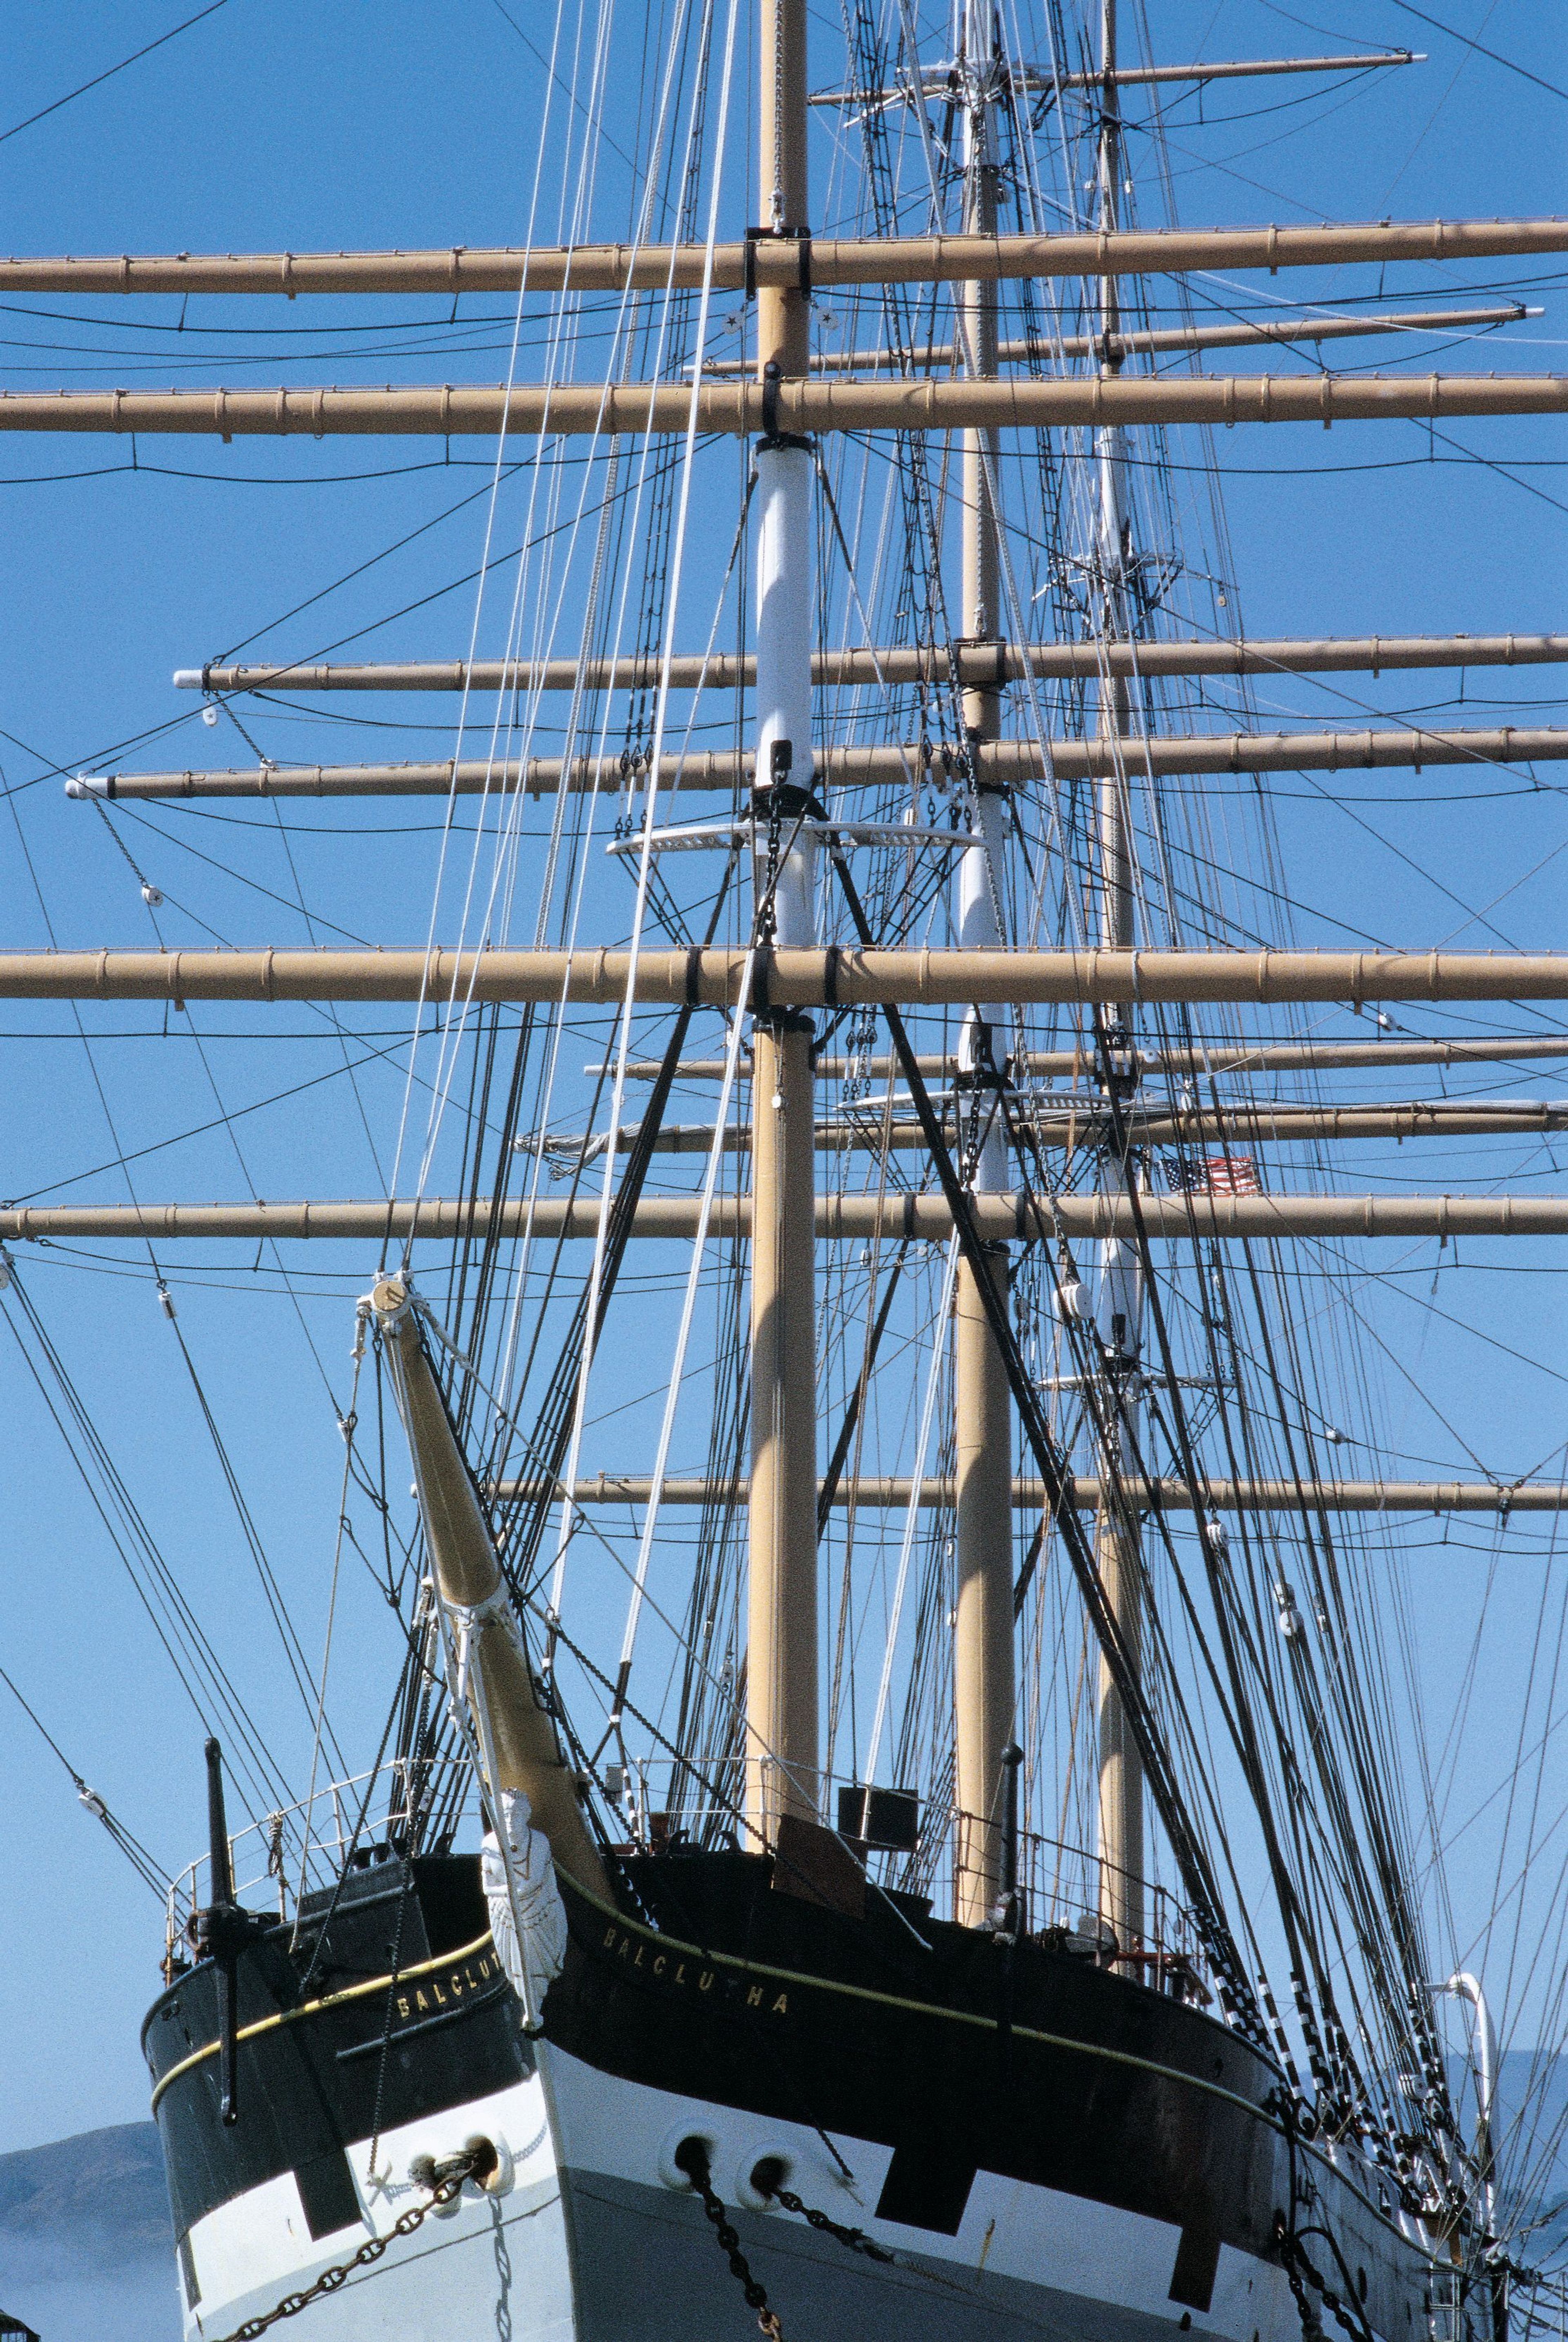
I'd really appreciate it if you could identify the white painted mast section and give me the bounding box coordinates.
[1093,0,1147,1952]
[752,443,817,941]
[745,0,820,1846]
[951,0,1017,1932]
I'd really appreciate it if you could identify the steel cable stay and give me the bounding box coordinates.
[381,0,646,1227]
[0,1657,168,1896]
[0,1261,295,1822]
[488,863,743,1610]
[1164,1233,1444,2153]
[377,0,639,1232]
[605,924,761,1729]
[426,10,740,1405]
[822,1240,911,1780]
[1139,1164,1458,2143]
[1122,1370,1372,2100]
[998,1072,1340,2087]
[1242,1265,1460,2110]
[291,1332,368,1916]
[827,842,1265,2032]
[1124,1058,1416,2072]
[832,1278,955,1811]
[7,776,356,1789]
[1125,1335,1405,2106]
[862,1232,961,1784]
[1196,1236,1478,2150]
[997,995,1468,2164]
[664,1225,751,1838]
[528,7,750,1651]
[165,1305,350,1777]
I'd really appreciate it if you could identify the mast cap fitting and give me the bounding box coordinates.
[368,1272,414,1327]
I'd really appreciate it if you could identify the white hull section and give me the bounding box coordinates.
[177,2039,1302,2341]
[180,2070,572,2342]
[545,2042,1303,2342]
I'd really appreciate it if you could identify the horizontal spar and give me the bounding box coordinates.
[11,947,1568,1006]
[499,1472,1567,1514]
[180,634,1568,694]
[68,727,1568,799]
[5,374,1568,439]
[4,1194,1568,1241]
[700,304,1532,375]
[1055,52,1420,88]
[825,52,1423,101]
[537,1102,1568,1157]
[623,1039,1568,1077]
[2,215,1564,295]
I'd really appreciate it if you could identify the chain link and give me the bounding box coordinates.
[206,2151,483,2342]
[676,2139,787,2341]
[767,2179,896,2266]
[1276,2214,1328,2342]
[1274,2212,1374,2342]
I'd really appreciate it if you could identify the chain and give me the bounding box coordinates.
[1274,2212,1374,2342]
[207,2151,483,2342]
[675,2139,786,2341]
[769,0,786,227]
[767,2179,896,2266]
[1276,2214,1327,2342]
[760,787,783,943]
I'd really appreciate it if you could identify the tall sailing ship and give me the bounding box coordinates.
[2,2,1567,2336]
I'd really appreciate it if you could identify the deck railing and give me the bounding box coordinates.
[164,1754,1209,2005]
[163,1756,472,1972]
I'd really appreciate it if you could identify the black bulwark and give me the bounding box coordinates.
[547,1850,1435,2342]
[144,1851,531,2244]
[145,1839,1437,2342]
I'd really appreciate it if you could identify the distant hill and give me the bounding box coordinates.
[0,2123,176,2342]
[1495,2049,1568,2262]
[0,2121,171,2266]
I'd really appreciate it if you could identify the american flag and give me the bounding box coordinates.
[1165,1153,1261,1196]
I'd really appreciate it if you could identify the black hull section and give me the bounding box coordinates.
[547,1851,1432,2339]
[144,1852,532,2247]
[144,1842,1436,2340]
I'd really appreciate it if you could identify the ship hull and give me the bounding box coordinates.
[167,2047,1303,2342]
[147,1849,1439,2341]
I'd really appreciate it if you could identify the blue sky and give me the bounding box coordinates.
[0,0,1562,2161]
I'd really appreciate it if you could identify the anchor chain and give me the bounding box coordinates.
[207,2144,491,2342]
[674,2137,786,2342]
[1276,2213,1327,2342]
[1274,2212,1376,2342]
[762,2175,896,2266]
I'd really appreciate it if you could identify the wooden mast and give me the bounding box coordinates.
[1092,0,1146,1951]
[952,0,1017,1933]
[745,0,819,1845]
